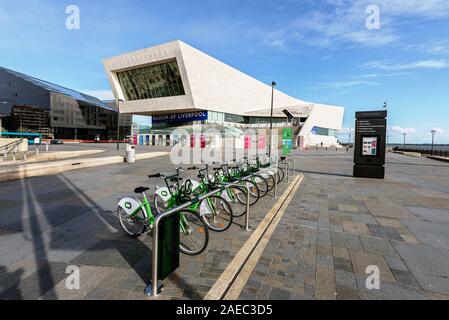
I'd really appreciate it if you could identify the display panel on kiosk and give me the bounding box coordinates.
[361,136,379,157]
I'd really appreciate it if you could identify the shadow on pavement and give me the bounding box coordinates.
[0,172,168,299]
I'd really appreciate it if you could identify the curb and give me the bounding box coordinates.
[204,174,304,300]
[0,152,169,182]
[428,156,449,163]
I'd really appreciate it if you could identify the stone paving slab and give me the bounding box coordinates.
[2,150,449,300]
[0,152,291,300]
[237,151,449,300]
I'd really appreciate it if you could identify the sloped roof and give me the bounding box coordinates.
[0,67,113,111]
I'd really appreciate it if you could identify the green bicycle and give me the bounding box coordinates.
[152,168,234,232]
[188,164,250,218]
[117,182,209,255]
[212,163,261,205]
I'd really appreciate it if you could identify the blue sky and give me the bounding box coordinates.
[1,0,448,143]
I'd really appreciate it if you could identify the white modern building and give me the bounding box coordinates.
[103,40,344,148]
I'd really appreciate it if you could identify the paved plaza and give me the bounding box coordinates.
[1,149,449,300]
[238,151,449,300]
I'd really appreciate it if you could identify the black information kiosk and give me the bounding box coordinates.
[353,110,387,179]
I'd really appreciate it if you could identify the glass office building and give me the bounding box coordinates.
[0,67,131,140]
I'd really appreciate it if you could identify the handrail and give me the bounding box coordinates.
[0,138,26,156]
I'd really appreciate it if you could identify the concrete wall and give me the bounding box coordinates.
[103,41,195,115]
[299,104,344,148]
[179,42,304,114]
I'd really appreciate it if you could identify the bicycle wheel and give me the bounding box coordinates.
[200,196,233,232]
[252,175,269,197]
[179,209,209,255]
[263,172,276,191]
[242,179,260,206]
[117,207,147,238]
[154,194,169,214]
[222,186,247,218]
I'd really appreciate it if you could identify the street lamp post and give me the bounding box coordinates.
[431,130,436,155]
[403,133,407,152]
[268,81,276,160]
[116,99,124,151]
[348,127,352,145]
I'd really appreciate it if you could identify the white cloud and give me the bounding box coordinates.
[363,59,449,70]
[379,0,449,18]
[390,126,416,134]
[264,39,287,51]
[80,90,115,101]
[266,0,449,50]
[338,126,355,134]
[318,80,379,89]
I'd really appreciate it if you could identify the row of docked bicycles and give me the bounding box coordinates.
[116,154,286,256]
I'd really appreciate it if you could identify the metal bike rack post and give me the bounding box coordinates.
[244,184,250,231]
[286,158,295,178]
[146,184,239,297]
[220,182,251,231]
[274,168,277,198]
[278,159,290,182]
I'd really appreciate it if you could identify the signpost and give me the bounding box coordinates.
[353,110,387,179]
[282,127,293,156]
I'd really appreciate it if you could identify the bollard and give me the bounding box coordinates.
[244,185,251,232]
[46,143,49,152]
[35,148,39,155]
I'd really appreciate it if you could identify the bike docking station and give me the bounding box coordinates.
[145,181,252,297]
[143,155,292,297]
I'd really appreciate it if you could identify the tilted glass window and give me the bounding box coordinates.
[311,126,335,136]
[116,60,185,101]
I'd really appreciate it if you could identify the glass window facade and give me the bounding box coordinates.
[225,113,247,124]
[117,60,185,101]
[311,126,336,137]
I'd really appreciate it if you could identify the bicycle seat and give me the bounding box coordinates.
[170,177,183,183]
[134,187,150,194]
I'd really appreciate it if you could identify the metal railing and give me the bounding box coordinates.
[144,156,294,297]
[145,182,251,297]
[0,138,26,161]
[395,147,449,158]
